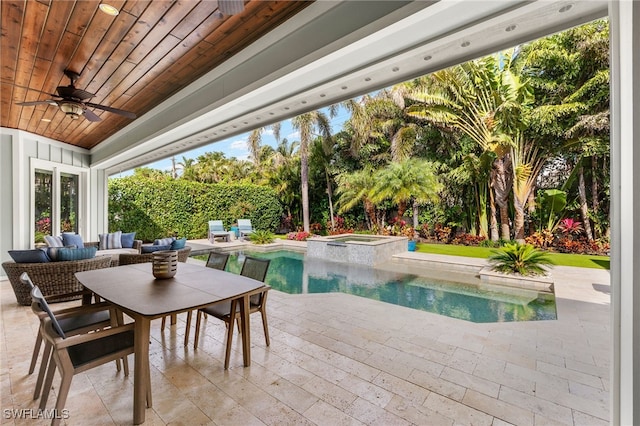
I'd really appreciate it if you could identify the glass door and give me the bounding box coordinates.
[32,160,87,247]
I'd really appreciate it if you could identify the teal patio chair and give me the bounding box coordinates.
[208,220,231,243]
[237,219,254,239]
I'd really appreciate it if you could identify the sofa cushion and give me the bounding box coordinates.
[44,235,64,247]
[170,237,187,250]
[141,245,172,253]
[99,231,123,250]
[120,232,136,248]
[8,249,50,263]
[62,232,84,248]
[153,237,175,246]
[56,247,97,261]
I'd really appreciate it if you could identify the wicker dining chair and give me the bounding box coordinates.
[192,256,271,369]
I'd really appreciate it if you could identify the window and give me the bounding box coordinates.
[31,160,87,246]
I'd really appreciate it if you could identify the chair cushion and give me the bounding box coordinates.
[62,232,84,248]
[170,238,187,250]
[44,235,64,247]
[99,231,123,250]
[120,232,136,248]
[141,245,172,253]
[154,237,175,246]
[56,247,97,261]
[8,249,50,263]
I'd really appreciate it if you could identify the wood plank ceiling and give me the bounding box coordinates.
[0,0,311,149]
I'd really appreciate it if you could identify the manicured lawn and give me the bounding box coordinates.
[417,242,610,270]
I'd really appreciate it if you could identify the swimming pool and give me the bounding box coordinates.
[200,250,557,323]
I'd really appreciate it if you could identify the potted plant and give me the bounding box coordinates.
[402,226,417,251]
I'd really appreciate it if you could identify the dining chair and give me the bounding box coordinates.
[30,284,142,426]
[192,256,271,369]
[181,251,231,346]
[20,273,124,401]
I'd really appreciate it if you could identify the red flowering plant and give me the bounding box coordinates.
[383,218,416,240]
[287,231,312,241]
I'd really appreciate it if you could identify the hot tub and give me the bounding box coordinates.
[306,233,407,265]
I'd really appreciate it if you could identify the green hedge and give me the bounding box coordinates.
[108,177,283,242]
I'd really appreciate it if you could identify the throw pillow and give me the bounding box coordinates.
[47,245,77,261]
[44,235,64,247]
[170,237,187,250]
[141,245,171,253]
[99,231,123,250]
[8,249,50,263]
[62,232,84,248]
[56,247,97,261]
[153,237,175,246]
[120,232,136,248]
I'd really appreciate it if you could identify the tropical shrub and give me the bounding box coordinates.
[488,243,554,276]
[557,218,583,237]
[451,233,486,246]
[248,230,275,245]
[525,229,555,249]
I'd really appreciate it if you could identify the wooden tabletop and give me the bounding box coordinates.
[76,262,265,318]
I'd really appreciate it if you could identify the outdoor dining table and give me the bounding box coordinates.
[76,262,265,425]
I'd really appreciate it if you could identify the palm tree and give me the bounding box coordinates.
[291,111,333,233]
[247,123,281,166]
[177,156,197,181]
[405,53,532,241]
[370,158,442,226]
[335,167,378,229]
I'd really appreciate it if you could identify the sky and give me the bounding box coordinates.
[119,105,352,176]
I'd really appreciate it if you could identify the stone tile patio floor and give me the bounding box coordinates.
[0,247,610,425]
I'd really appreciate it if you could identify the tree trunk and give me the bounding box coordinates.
[301,154,310,233]
[527,188,536,236]
[489,183,499,241]
[325,169,335,231]
[513,196,525,243]
[590,155,600,238]
[577,164,594,241]
[412,199,419,229]
[492,155,512,241]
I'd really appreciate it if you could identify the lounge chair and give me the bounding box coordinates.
[237,219,254,239]
[208,220,231,243]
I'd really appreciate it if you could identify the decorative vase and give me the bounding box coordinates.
[152,250,178,279]
[407,240,417,252]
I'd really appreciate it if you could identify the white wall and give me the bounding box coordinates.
[0,128,92,278]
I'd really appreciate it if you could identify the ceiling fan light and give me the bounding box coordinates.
[60,102,84,119]
[218,0,245,15]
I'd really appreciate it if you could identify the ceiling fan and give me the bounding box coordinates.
[16,69,136,122]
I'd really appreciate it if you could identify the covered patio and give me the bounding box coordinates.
[1,0,639,423]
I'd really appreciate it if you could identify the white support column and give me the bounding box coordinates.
[610,1,640,424]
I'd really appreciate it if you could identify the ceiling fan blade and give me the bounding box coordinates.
[17,100,58,106]
[85,102,136,119]
[57,86,95,100]
[83,108,102,122]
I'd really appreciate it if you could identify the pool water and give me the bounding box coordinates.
[198,250,557,323]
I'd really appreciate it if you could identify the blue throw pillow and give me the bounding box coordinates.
[62,232,84,248]
[120,232,136,248]
[170,237,187,250]
[47,246,77,261]
[56,247,97,261]
[8,249,50,263]
[141,245,171,253]
[153,237,175,246]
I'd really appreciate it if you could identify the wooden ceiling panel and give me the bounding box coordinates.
[1,0,311,149]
